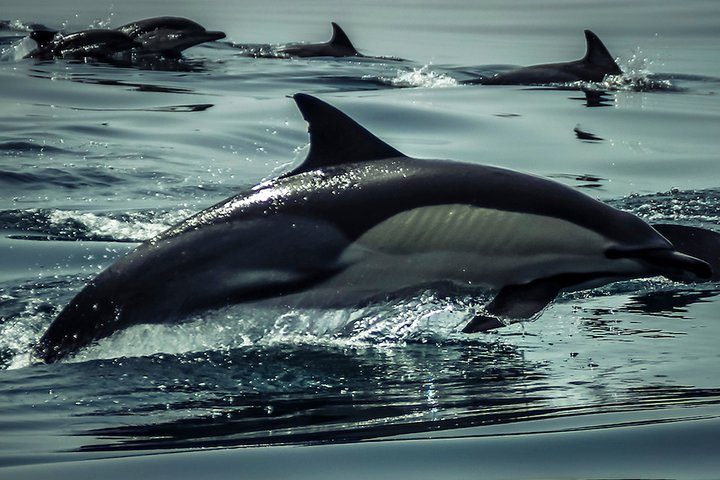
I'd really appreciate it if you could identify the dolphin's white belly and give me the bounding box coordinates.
[328,204,643,294]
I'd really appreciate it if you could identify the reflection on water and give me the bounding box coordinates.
[623,287,720,317]
[573,124,604,142]
[69,343,539,451]
[549,173,606,190]
[28,69,199,93]
[572,90,613,107]
[0,342,697,454]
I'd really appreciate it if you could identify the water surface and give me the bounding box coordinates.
[1,1,720,478]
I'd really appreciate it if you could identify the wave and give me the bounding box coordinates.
[0,207,189,242]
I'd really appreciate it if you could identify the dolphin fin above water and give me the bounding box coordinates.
[581,30,620,73]
[35,94,715,363]
[278,22,360,58]
[478,29,623,85]
[284,93,405,176]
[327,22,355,52]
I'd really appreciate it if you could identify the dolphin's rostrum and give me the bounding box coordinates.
[35,94,714,363]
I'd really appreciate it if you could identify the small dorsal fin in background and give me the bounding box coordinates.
[582,30,622,74]
[329,22,356,51]
[29,30,58,48]
[288,93,406,176]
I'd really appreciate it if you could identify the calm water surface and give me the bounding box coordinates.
[1,1,719,478]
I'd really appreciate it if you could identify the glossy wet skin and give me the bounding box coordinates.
[24,29,140,59]
[34,94,711,363]
[117,17,226,55]
[480,30,622,85]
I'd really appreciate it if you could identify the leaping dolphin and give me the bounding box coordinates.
[24,29,140,60]
[35,94,715,363]
[278,22,360,57]
[117,17,226,57]
[478,30,622,85]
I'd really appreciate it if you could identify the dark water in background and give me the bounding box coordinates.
[1,0,720,478]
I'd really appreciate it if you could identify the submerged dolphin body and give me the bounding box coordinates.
[36,94,714,363]
[478,30,622,85]
[25,29,140,59]
[278,22,360,57]
[117,17,226,57]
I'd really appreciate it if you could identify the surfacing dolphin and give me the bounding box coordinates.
[478,30,622,85]
[117,17,226,57]
[35,94,717,363]
[278,22,360,57]
[24,29,140,60]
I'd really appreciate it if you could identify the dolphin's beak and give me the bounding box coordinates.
[646,249,713,280]
[203,31,226,42]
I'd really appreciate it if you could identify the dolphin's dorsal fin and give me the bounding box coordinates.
[29,30,58,48]
[582,30,622,74]
[289,93,406,176]
[329,22,356,51]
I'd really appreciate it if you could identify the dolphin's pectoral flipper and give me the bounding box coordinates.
[651,224,720,281]
[462,279,564,333]
[286,94,406,176]
[582,29,621,73]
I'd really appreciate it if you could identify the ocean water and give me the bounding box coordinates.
[1,0,720,478]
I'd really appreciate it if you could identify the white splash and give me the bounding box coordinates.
[370,65,458,88]
[62,293,482,362]
[47,209,191,241]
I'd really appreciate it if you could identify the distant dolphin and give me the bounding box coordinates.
[117,17,226,57]
[24,29,140,59]
[35,94,715,363]
[278,22,360,57]
[478,30,622,85]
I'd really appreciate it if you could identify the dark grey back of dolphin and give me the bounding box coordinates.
[25,29,140,59]
[35,94,713,363]
[117,16,226,56]
[117,17,207,37]
[479,30,622,85]
[278,22,359,57]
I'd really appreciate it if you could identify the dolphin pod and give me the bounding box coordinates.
[24,17,226,59]
[34,94,718,363]
[21,20,625,88]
